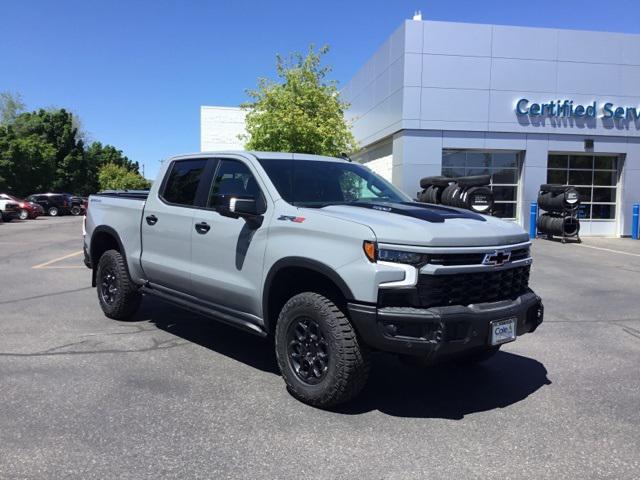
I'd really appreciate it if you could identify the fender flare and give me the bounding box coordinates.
[261,257,354,332]
[89,225,129,287]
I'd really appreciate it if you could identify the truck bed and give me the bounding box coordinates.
[85,192,147,283]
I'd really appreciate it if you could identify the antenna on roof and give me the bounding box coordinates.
[412,10,422,21]
[339,153,352,162]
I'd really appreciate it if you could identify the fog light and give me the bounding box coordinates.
[383,323,398,336]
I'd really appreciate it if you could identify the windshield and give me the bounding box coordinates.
[258,159,410,208]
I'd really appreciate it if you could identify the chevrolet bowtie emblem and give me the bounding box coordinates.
[483,250,511,266]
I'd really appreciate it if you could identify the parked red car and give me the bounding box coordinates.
[0,193,43,220]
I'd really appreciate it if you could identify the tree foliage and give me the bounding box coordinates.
[0,92,25,125]
[242,45,357,156]
[98,163,150,191]
[0,94,142,196]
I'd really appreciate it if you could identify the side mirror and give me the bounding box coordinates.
[229,197,258,216]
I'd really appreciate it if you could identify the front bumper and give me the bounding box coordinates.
[348,290,543,362]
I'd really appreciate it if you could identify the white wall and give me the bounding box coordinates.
[200,106,247,151]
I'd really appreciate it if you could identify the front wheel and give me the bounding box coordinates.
[275,292,370,408]
[48,206,59,216]
[96,249,141,320]
[70,205,82,216]
[18,209,29,220]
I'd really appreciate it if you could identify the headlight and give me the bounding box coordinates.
[362,241,429,266]
[378,249,429,265]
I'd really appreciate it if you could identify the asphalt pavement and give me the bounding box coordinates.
[1,216,639,479]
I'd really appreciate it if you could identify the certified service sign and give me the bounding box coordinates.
[516,98,640,121]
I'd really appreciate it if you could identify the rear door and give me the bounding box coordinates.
[140,158,213,293]
[190,157,272,318]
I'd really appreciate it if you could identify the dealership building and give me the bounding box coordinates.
[202,19,640,236]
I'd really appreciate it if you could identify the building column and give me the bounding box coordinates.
[519,134,549,232]
[620,139,640,236]
[392,130,443,198]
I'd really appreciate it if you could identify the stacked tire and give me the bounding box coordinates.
[536,184,581,239]
[418,175,494,214]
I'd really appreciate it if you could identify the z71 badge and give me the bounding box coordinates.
[278,215,306,223]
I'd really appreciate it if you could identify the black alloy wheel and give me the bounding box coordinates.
[99,267,119,305]
[287,317,330,385]
[70,206,82,216]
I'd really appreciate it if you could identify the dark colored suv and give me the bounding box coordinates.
[27,193,71,216]
[64,194,88,216]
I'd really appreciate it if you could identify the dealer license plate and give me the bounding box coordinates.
[490,318,517,346]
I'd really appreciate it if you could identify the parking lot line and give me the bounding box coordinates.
[575,244,640,258]
[32,250,84,269]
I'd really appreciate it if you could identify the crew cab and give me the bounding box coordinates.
[83,152,543,407]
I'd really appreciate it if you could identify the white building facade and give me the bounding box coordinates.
[200,106,247,152]
[342,20,640,236]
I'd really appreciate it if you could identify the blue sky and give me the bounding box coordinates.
[2,0,638,179]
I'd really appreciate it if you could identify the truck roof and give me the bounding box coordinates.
[172,151,350,163]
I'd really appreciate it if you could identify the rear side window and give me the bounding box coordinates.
[162,159,207,206]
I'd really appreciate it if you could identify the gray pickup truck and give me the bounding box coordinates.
[83,151,543,407]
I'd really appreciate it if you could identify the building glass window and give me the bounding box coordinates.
[442,150,521,219]
[546,154,618,220]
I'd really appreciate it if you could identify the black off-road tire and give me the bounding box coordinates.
[275,292,370,408]
[70,206,82,216]
[96,249,141,320]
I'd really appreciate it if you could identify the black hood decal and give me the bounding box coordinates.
[341,201,487,223]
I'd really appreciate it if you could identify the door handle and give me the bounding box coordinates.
[195,221,211,234]
[146,215,158,226]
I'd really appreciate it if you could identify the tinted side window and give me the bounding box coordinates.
[207,160,260,208]
[162,159,207,206]
[258,160,293,201]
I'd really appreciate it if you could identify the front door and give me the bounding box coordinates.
[190,157,272,320]
[141,158,211,293]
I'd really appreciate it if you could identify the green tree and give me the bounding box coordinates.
[0,92,25,125]
[242,45,357,156]
[0,126,56,195]
[0,104,141,196]
[98,163,150,191]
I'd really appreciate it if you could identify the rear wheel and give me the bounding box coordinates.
[275,292,370,408]
[96,249,141,320]
[48,206,59,217]
[70,205,82,216]
[18,209,29,220]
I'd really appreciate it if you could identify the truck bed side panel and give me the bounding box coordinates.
[85,196,146,284]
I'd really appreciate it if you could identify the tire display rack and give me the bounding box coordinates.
[535,184,582,244]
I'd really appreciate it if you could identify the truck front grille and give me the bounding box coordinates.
[378,265,531,309]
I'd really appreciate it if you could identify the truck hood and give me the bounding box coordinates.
[315,202,529,247]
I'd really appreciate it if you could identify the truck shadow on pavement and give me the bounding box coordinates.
[137,301,280,375]
[333,352,551,419]
[138,300,551,420]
